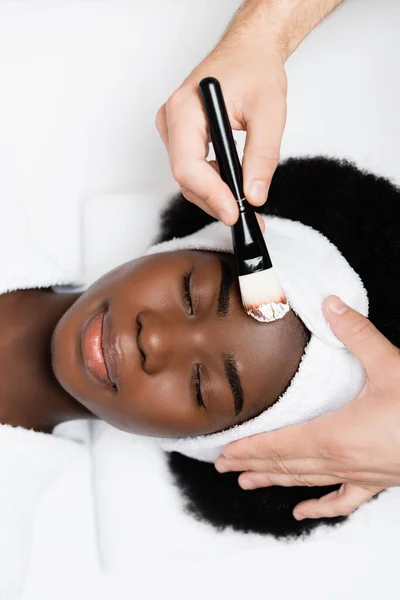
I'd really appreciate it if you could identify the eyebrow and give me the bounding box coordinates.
[217,258,233,317]
[222,353,244,416]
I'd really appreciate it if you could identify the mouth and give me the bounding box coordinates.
[81,307,118,392]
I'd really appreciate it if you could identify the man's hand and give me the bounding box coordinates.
[156,5,287,227]
[156,0,343,227]
[215,295,400,520]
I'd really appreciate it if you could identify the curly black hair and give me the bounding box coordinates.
[159,156,400,538]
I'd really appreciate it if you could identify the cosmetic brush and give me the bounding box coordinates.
[198,76,289,323]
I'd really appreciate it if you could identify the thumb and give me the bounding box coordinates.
[323,295,397,374]
[242,100,286,207]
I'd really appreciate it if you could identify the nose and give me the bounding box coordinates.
[137,310,207,374]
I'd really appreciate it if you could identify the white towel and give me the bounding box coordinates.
[146,216,368,462]
[0,425,84,600]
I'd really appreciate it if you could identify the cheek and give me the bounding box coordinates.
[115,374,212,437]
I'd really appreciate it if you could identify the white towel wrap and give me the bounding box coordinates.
[146,216,368,462]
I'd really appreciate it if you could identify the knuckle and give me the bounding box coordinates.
[349,315,375,344]
[201,192,220,213]
[267,446,287,464]
[268,460,290,475]
[171,162,189,185]
[166,89,186,115]
[321,434,350,464]
[268,462,282,474]
[180,186,191,201]
[364,376,383,397]
[249,149,280,172]
[292,475,308,487]
[231,459,247,472]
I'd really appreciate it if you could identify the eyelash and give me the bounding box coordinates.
[183,273,204,408]
[194,364,205,408]
[183,272,194,315]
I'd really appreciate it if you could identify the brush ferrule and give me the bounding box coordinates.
[236,198,248,213]
[232,200,272,276]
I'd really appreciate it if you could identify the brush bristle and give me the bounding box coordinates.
[238,268,290,323]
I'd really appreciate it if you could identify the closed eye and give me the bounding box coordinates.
[183,272,194,315]
[193,364,205,408]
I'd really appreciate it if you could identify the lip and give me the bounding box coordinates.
[102,309,119,390]
[81,308,117,391]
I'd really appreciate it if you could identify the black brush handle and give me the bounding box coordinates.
[198,77,272,276]
[198,76,244,202]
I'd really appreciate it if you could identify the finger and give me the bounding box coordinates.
[208,160,265,232]
[237,471,341,490]
[323,296,399,375]
[155,103,169,148]
[215,456,335,476]
[208,159,220,174]
[221,420,322,462]
[242,99,286,207]
[166,95,238,225]
[293,483,383,520]
[180,186,218,220]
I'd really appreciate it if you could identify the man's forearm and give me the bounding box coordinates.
[222,0,345,61]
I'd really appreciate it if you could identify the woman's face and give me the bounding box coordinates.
[52,251,307,437]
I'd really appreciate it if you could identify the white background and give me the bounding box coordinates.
[0,0,399,598]
[1,0,400,276]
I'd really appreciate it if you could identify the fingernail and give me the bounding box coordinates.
[328,296,349,316]
[249,180,268,206]
[293,511,305,521]
[240,477,256,490]
[215,460,229,473]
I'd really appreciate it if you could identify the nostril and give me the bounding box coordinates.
[136,313,142,334]
[136,311,169,375]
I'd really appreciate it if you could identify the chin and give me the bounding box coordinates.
[50,310,83,400]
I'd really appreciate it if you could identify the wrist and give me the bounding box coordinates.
[223,0,343,63]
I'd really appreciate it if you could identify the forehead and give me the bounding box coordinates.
[144,249,232,267]
[126,249,232,295]
[215,308,302,421]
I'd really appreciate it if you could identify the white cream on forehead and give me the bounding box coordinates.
[238,268,289,323]
[246,301,291,323]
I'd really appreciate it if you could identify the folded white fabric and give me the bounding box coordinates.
[147,216,369,462]
[0,425,84,600]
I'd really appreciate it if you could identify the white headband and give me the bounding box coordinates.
[146,216,368,462]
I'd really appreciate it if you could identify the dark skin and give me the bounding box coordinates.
[1,251,308,435]
[0,288,88,431]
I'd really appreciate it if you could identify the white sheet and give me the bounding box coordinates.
[25,422,400,599]
[0,0,397,598]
